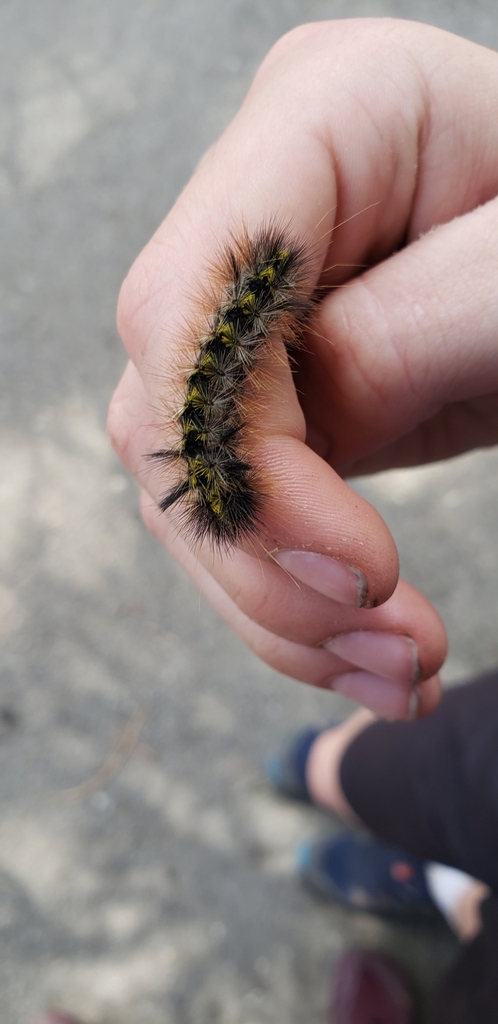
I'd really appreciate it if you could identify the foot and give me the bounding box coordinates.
[425,862,491,942]
[297,832,436,917]
[451,878,490,942]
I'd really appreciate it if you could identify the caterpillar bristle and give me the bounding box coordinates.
[149,224,315,548]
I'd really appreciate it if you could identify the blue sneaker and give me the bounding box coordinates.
[265,724,339,802]
[297,832,436,917]
[264,729,325,798]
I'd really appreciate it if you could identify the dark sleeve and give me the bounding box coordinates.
[339,671,498,890]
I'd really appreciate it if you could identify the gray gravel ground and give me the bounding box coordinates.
[2,0,498,1020]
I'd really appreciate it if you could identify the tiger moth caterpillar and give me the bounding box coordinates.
[149,224,315,547]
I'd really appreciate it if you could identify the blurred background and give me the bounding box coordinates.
[2,0,498,1020]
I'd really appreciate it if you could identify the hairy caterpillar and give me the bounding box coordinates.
[149,225,315,547]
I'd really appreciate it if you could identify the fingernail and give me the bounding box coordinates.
[273,550,367,606]
[408,684,421,720]
[323,631,419,684]
[329,671,413,718]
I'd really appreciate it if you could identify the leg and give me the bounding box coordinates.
[307,671,498,890]
[305,708,375,821]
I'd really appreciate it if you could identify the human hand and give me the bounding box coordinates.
[109,19,498,718]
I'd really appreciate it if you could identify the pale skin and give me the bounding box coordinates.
[109,19,498,718]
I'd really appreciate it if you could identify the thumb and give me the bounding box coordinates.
[306,195,498,474]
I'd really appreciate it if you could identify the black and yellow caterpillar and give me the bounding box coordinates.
[149,226,313,546]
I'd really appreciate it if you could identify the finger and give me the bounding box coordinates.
[110,369,447,723]
[108,359,151,474]
[336,393,498,476]
[111,341,446,690]
[141,490,447,686]
[418,674,442,718]
[303,195,498,473]
[109,345,400,612]
[140,489,443,719]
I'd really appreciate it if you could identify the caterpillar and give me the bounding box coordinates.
[148,225,315,547]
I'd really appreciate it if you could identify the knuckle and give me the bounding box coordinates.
[106,392,130,463]
[270,22,317,55]
[116,256,154,351]
[256,22,322,77]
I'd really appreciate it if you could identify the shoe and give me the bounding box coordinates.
[265,724,339,802]
[297,832,436,916]
[331,949,416,1023]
